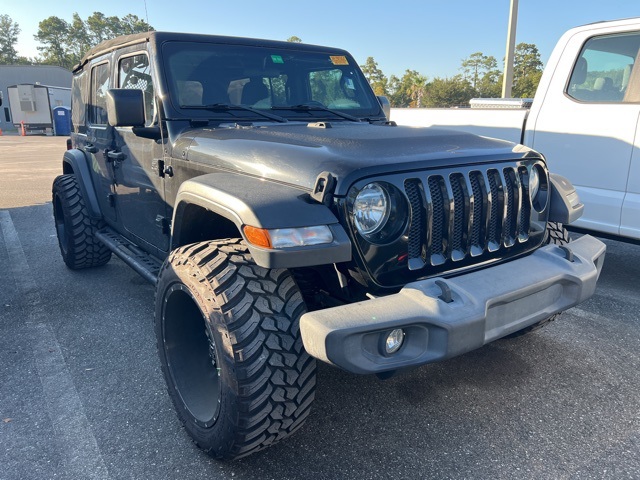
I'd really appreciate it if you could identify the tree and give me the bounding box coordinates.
[360,57,388,96]
[514,43,543,79]
[461,52,499,91]
[35,16,71,68]
[67,13,91,66]
[409,73,428,107]
[33,12,155,69]
[512,70,542,98]
[118,14,153,35]
[286,36,302,43]
[0,14,20,64]
[476,68,502,98]
[512,42,544,97]
[388,70,427,107]
[86,12,114,45]
[425,75,476,108]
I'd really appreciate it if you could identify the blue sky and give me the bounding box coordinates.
[6,1,640,78]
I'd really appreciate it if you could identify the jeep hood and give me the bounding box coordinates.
[179,122,535,196]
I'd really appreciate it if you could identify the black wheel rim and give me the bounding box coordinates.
[162,284,221,428]
[53,195,69,256]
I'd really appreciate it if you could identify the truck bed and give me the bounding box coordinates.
[391,108,529,145]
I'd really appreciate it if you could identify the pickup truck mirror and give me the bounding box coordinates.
[106,89,145,127]
[377,95,391,120]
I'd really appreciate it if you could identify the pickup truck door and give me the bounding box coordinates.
[622,122,640,238]
[528,29,640,238]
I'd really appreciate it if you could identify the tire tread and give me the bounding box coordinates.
[161,238,316,460]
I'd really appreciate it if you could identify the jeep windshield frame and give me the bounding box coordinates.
[161,41,383,122]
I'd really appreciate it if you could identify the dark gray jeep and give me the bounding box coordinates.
[53,31,606,460]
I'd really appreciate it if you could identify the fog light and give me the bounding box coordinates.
[385,329,404,354]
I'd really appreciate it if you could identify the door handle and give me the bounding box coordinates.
[85,144,97,153]
[107,150,126,162]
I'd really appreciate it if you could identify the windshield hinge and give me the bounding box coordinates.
[311,171,337,206]
[308,122,332,129]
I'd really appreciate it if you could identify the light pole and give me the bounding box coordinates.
[502,0,519,98]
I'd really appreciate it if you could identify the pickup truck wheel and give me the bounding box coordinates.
[52,174,111,269]
[504,221,570,338]
[155,239,316,460]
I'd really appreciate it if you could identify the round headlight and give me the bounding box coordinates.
[353,183,390,236]
[529,166,540,200]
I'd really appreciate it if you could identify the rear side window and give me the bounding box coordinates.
[90,62,110,125]
[567,32,640,103]
[71,70,88,133]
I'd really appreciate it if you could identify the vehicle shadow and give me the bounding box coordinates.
[226,336,554,479]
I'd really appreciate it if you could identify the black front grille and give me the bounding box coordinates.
[404,165,533,271]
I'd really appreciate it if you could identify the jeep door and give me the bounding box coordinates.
[110,50,169,254]
[84,59,118,224]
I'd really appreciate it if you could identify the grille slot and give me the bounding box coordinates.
[404,164,534,269]
[469,171,485,256]
[427,176,447,266]
[404,180,425,269]
[518,167,531,242]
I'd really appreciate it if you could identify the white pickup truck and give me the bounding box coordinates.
[392,17,640,242]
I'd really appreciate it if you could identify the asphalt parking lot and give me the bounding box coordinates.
[0,135,639,480]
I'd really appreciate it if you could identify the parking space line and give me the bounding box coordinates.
[0,210,110,480]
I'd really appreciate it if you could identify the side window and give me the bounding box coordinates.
[567,32,640,103]
[267,75,288,105]
[308,69,366,109]
[90,62,110,125]
[118,54,155,125]
[227,75,288,108]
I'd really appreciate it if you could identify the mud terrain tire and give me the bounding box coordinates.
[52,174,111,269]
[155,239,316,460]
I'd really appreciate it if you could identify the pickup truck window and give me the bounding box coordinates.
[162,41,379,119]
[567,32,640,103]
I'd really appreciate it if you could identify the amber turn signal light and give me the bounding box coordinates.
[243,226,272,248]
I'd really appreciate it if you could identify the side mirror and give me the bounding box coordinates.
[377,95,390,120]
[0,91,3,107]
[106,89,145,127]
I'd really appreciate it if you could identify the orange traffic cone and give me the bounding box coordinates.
[20,121,26,136]
[0,128,3,136]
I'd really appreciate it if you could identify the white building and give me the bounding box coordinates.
[0,65,72,132]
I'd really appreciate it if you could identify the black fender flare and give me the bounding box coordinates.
[62,149,102,219]
[548,173,584,225]
[172,173,352,269]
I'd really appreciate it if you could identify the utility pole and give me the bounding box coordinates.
[502,0,519,98]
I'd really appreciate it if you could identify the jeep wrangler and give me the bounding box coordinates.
[52,32,606,460]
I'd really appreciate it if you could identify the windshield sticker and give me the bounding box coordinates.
[271,55,284,64]
[330,55,349,66]
[345,78,355,89]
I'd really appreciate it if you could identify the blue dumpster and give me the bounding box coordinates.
[53,106,72,136]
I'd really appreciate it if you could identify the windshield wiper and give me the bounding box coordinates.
[180,103,288,123]
[271,104,361,122]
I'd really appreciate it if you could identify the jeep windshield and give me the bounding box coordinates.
[162,41,383,121]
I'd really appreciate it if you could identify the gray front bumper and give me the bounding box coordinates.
[300,235,606,374]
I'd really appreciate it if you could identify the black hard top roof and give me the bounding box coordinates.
[75,31,350,72]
